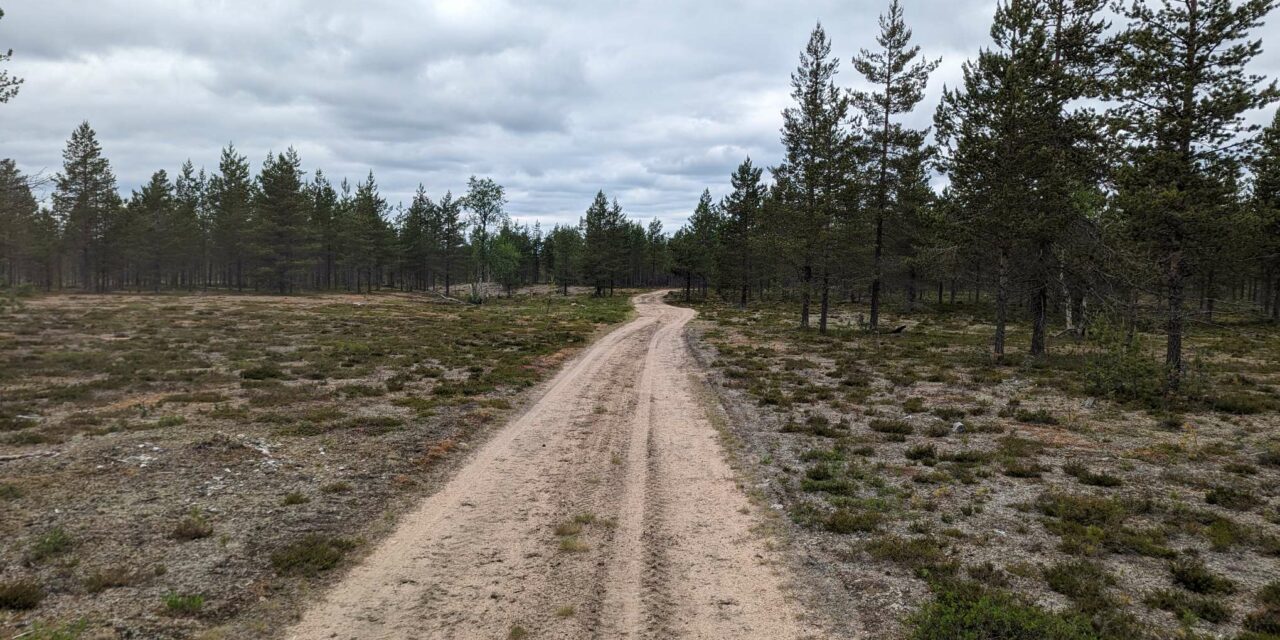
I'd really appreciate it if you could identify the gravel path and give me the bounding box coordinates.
[287,291,821,639]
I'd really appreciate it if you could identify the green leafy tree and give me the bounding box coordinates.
[463,176,508,298]
[490,235,523,296]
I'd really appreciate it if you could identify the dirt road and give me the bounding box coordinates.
[287,291,819,639]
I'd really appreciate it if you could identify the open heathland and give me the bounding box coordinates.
[0,290,628,638]
[678,293,1280,640]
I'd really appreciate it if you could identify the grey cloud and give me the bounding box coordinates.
[2,0,1277,232]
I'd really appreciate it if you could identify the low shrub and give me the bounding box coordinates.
[909,581,1097,640]
[0,578,44,610]
[270,535,358,576]
[1169,557,1236,595]
[164,593,204,615]
[1205,486,1261,512]
[1144,588,1231,624]
[869,419,913,435]
[827,509,883,534]
[172,509,213,541]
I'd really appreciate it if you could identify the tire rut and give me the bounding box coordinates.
[286,292,824,640]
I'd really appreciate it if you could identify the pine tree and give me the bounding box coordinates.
[348,172,391,293]
[1111,0,1278,388]
[206,144,253,289]
[308,170,340,289]
[0,9,21,103]
[685,190,722,299]
[251,149,312,294]
[400,184,434,291]
[128,170,176,290]
[935,0,1061,359]
[435,191,465,296]
[0,159,38,286]
[720,158,765,307]
[53,122,120,291]
[173,160,205,289]
[645,218,667,286]
[776,23,851,330]
[581,191,616,296]
[890,138,936,312]
[852,0,941,331]
[1254,109,1280,319]
[546,223,583,295]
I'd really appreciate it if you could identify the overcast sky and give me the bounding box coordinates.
[2,1,1278,230]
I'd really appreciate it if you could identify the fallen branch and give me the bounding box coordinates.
[0,450,60,463]
[420,289,467,305]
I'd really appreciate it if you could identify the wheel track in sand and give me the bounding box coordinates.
[287,291,822,640]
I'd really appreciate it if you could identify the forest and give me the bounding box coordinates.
[3,1,1279,399]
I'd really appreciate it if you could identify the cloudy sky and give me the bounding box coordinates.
[2,1,1278,230]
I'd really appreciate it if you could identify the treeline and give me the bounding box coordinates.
[0,124,672,297]
[668,0,1280,392]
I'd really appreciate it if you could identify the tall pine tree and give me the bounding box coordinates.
[852,0,940,331]
[1111,0,1278,388]
[53,122,120,291]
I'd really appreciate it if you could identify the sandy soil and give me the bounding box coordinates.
[286,291,820,639]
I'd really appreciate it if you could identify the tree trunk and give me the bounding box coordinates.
[1165,252,1185,391]
[818,270,830,334]
[907,266,917,313]
[1205,269,1216,323]
[1030,278,1048,358]
[869,214,884,330]
[800,264,812,329]
[994,247,1009,361]
[1273,272,1280,321]
[1029,242,1049,358]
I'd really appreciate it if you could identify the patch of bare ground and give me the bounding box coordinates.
[0,290,628,639]
[679,293,1280,640]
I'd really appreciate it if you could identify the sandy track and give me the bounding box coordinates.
[287,292,819,639]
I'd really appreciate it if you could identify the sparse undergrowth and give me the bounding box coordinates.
[679,293,1280,640]
[0,290,630,637]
